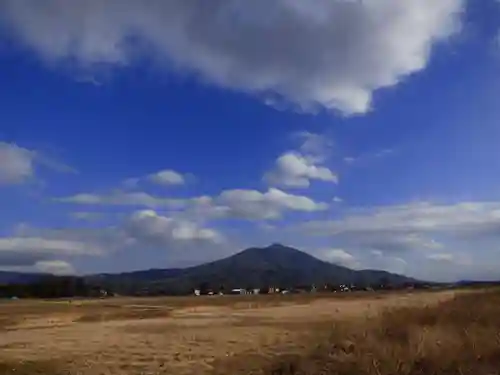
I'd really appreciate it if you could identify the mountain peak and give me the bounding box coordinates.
[268,242,289,247]
[267,243,289,249]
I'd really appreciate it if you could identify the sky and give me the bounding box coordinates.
[1,0,500,281]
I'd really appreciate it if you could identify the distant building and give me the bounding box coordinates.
[194,289,201,296]
[231,288,248,295]
[252,288,260,295]
[339,284,350,292]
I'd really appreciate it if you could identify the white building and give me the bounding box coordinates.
[231,288,248,294]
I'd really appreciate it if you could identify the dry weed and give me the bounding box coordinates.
[213,289,500,375]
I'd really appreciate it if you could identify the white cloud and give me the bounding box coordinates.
[0,235,105,268]
[321,248,357,268]
[333,196,343,203]
[0,213,224,269]
[0,142,35,185]
[265,132,338,189]
[124,169,188,188]
[148,169,185,186]
[425,252,472,267]
[298,201,500,263]
[294,131,333,161]
[0,237,101,255]
[34,153,77,174]
[126,209,223,244]
[35,260,75,275]
[56,191,188,209]
[217,187,328,220]
[343,157,356,164]
[302,202,500,237]
[56,187,328,221]
[343,149,395,166]
[0,141,75,186]
[264,152,338,188]
[0,0,463,114]
[427,253,454,262]
[368,233,444,254]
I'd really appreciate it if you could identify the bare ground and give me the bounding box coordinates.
[0,291,456,374]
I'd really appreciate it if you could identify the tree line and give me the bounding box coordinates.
[0,276,103,299]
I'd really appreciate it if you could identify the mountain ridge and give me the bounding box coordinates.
[86,244,419,294]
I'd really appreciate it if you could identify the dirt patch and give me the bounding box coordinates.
[76,306,172,323]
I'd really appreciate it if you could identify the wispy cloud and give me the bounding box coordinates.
[0,141,76,186]
[343,149,395,165]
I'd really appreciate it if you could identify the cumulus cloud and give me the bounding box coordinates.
[125,209,223,245]
[0,212,224,269]
[124,169,188,188]
[149,170,185,186]
[264,152,338,188]
[321,248,357,268]
[56,187,328,221]
[0,142,35,185]
[264,132,337,188]
[35,260,75,275]
[294,131,333,161]
[216,187,328,220]
[0,0,463,114]
[0,235,104,269]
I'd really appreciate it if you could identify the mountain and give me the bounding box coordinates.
[0,271,46,285]
[87,244,418,295]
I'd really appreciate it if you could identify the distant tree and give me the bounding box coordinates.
[199,281,210,294]
[380,277,390,289]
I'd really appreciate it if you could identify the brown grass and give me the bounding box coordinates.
[212,289,500,375]
[1,290,496,374]
[0,360,64,375]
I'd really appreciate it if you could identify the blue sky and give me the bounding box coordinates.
[1,0,500,281]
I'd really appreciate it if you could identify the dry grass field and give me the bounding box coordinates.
[0,289,497,375]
